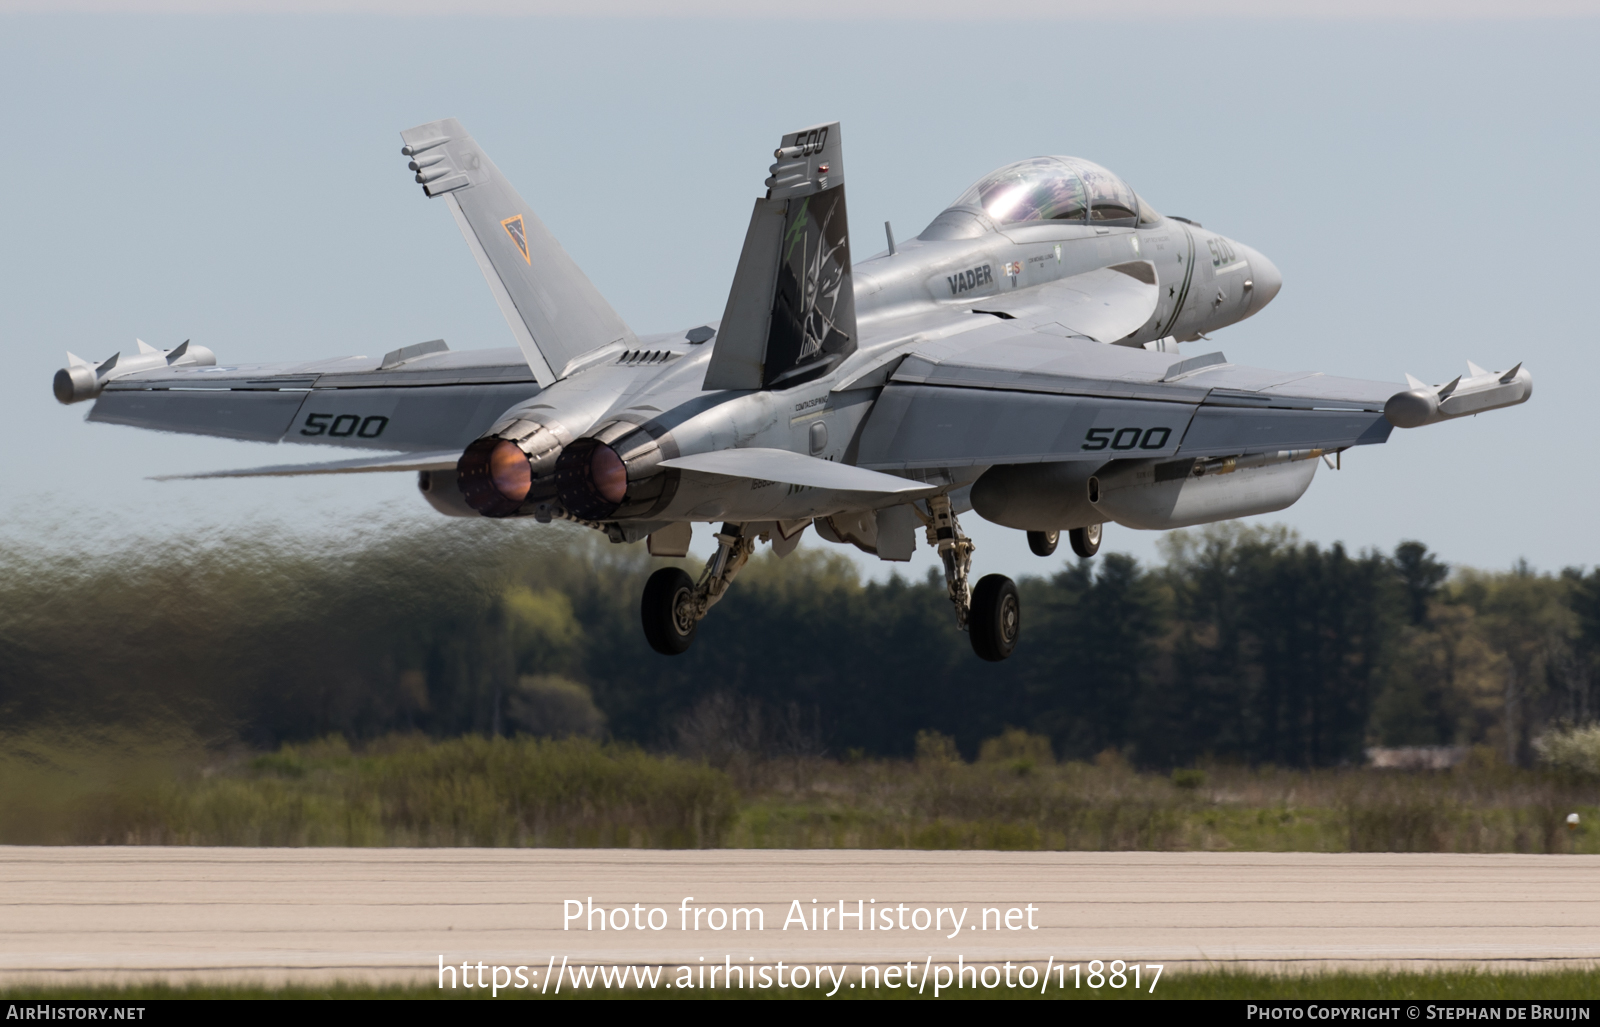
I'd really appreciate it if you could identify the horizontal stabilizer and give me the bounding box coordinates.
[153,450,461,481]
[659,448,925,494]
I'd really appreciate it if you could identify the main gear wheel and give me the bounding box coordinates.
[969,573,1021,662]
[641,567,697,655]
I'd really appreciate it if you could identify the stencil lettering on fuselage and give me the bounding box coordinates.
[947,264,994,295]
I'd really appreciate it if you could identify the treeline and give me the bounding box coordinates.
[2,518,1596,768]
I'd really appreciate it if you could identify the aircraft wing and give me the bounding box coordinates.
[79,343,543,453]
[851,320,1529,470]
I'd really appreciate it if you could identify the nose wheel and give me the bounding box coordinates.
[1069,523,1102,558]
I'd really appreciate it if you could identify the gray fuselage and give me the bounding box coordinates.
[490,203,1282,536]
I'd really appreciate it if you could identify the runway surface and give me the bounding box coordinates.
[2,847,1598,985]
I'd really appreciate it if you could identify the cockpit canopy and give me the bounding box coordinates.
[941,156,1159,229]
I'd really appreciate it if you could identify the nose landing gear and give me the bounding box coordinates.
[1069,523,1102,558]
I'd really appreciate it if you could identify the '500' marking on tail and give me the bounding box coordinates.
[301,413,389,438]
[1083,426,1170,451]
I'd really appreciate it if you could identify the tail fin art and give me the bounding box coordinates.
[399,118,637,386]
[703,122,857,391]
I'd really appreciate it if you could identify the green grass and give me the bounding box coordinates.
[3,730,1598,853]
[3,969,1597,1000]
[721,753,1600,854]
[0,733,737,848]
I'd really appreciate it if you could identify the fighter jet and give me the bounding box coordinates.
[53,118,1532,661]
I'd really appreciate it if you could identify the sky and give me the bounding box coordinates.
[0,10,1595,584]
[3,1,1599,14]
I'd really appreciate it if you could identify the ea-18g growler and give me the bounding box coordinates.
[54,118,1532,660]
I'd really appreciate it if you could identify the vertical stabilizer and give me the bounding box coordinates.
[400,118,637,386]
[703,122,857,391]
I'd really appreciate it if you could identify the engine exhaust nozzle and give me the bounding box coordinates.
[456,418,567,518]
[554,438,629,521]
[552,421,678,523]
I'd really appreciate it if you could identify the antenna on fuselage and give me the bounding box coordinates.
[885,221,897,256]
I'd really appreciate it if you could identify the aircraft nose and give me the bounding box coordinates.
[1243,246,1282,315]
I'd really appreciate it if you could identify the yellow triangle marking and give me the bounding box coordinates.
[501,214,531,265]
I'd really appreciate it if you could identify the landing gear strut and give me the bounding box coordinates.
[926,494,1021,661]
[926,494,975,630]
[641,522,753,655]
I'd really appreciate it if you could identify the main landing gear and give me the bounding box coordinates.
[640,566,698,655]
[969,574,1020,663]
[1027,530,1058,557]
[640,500,1046,662]
[926,494,1019,662]
[641,522,753,655]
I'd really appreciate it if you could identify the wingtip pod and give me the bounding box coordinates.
[52,340,216,405]
[53,364,100,405]
[1385,363,1532,429]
